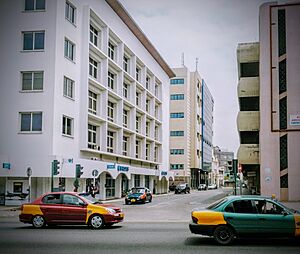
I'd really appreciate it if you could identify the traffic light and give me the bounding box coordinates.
[52,160,60,175]
[76,164,83,178]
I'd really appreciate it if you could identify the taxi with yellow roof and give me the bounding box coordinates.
[189,195,300,245]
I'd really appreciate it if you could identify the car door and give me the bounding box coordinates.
[254,199,294,236]
[223,199,259,235]
[40,194,62,223]
[60,194,87,224]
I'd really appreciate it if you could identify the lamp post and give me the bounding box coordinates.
[26,167,32,202]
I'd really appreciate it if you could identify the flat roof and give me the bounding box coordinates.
[105,0,175,78]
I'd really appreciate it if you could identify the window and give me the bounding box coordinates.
[254,200,284,215]
[62,115,73,136]
[280,96,287,131]
[170,164,184,170]
[123,83,128,98]
[240,62,259,77]
[278,9,286,57]
[146,76,150,90]
[230,200,255,213]
[170,79,184,85]
[279,59,286,94]
[42,194,61,204]
[63,76,74,99]
[64,38,75,61]
[107,131,114,153]
[170,94,184,100]
[108,71,114,90]
[13,182,23,193]
[62,194,84,206]
[107,101,114,122]
[90,25,99,47]
[123,109,128,127]
[240,131,259,144]
[145,175,150,188]
[155,83,159,97]
[170,149,184,155]
[146,99,150,112]
[88,124,97,147]
[155,126,159,140]
[154,146,158,162]
[123,55,129,72]
[23,31,44,50]
[135,140,140,158]
[155,105,159,119]
[136,92,140,106]
[136,116,140,133]
[170,112,184,118]
[108,41,115,60]
[146,121,150,136]
[170,131,184,136]
[123,136,128,156]
[20,112,42,132]
[65,1,76,24]
[280,134,288,170]
[21,71,43,91]
[146,143,150,160]
[239,97,259,111]
[134,174,140,187]
[89,57,98,79]
[88,91,97,114]
[136,67,141,82]
[25,0,45,11]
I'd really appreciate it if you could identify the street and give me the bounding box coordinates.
[0,189,299,254]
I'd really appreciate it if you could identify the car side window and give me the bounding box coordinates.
[62,194,85,206]
[224,202,235,213]
[254,200,284,214]
[232,200,255,214]
[42,194,61,204]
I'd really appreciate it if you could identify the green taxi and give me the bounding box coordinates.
[189,195,300,245]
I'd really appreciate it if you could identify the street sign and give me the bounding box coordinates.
[2,163,10,169]
[92,169,99,177]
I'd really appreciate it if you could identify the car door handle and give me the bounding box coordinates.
[259,218,266,220]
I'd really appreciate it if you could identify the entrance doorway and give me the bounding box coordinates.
[105,174,115,198]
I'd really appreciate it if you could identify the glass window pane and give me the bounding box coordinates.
[32,113,42,131]
[22,73,32,90]
[33,72,43,90]
[23,33,33,50]
[64,40,68,57]
[36,0,45,10]
[25,0,34,10]
[34,32,44,50]
[21,113,31,131]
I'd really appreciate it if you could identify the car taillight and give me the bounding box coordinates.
[192,216,198,224]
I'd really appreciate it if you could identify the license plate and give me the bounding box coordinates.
[131,199,135,202]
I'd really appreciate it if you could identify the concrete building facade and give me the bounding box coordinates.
[0,0,174,201]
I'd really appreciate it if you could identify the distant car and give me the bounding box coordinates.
[19,192,124,229]
[198,184,207,191]
[207,183,217,190]
[175,183,190,194]
[189,195,300,245]
[125,187,152,204]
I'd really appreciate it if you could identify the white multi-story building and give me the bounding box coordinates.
[0,0,175,201]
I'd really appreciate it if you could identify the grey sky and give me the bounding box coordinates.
[119,0,267,155]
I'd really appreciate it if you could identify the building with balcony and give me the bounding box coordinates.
[0,0,175,201]
[236,42,260,194]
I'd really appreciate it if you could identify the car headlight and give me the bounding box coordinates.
[106,208,116,214]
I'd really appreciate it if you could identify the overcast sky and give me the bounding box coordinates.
[119,0,267,155]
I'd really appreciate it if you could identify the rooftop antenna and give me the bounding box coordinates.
[196,57,199,71]
[181,53,185,67]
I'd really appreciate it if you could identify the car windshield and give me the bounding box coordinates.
[130,188,145,194]
[206,197,228,210]
[178,184,186,188]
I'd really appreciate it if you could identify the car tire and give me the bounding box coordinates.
[89,214,104,229]
[149,197,152,203]
[32,215,46,228]
[213,225,235,245]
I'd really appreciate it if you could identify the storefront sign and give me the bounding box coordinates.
[117,165,129,172]
[290,115,300,126]
[161,171,167,176]
[2,163,10,169]
[107,164,116,169]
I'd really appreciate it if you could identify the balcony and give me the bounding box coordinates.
[237,144,259,164]
[238,77,259,97]
[237,111,260,131]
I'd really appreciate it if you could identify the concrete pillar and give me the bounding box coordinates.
[99,173,106,200]
[115,176,122,198]
[129,174,134,189]
[140,175,145,187]
[149,177,154,193]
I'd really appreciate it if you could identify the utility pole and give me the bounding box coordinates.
[232,159,238,195]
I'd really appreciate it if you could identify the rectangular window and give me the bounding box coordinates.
[145,175,150,188]
[108,71,114,90]
[65,1,76,24]
[146,76,150,90]
[62,115,73,136]
[123,136,128,156]
[136,116,140,133]
[170,149,184,155]
[123,56,129,72]
[240,131,259,144]
[279,97,287,129]
[13,182,23,193]
[64,38,75,61]
[146,99,150,112]
[170,112,184,118]
[21,71,43,91]
[88,91,97,114]
[25,0,45,11]
[146,121,150,136]
[107,131,114,153]
[136,92,140,106]
[146,143,150,160]
[136,67,141,82]
[280,173,288,188]
[108,41,115,60]
[88,124,97,147]
[170,164,184,170]
[134,174,140,187]
[123,83,128,98]
[155,105,159,119]
[23,31,44,50]
[155,83,159,97]
[20,112,42,132]
[63,76,74,99]
[170,94,184,100]
[155,126,159,140]
[89,57,98,79]
[90,24,99,47]
[278,9,286,57]
[154,146,158,162]
[170,78,184,85]
[240,62,259,77]
[170,131,184,136]
[107,101,114,122]
[123,109,128,128]
[280,134,288,171]
[279,59,286,94]
[239,97,259,111]
[135,140,140,158]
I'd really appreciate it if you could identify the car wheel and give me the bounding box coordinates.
[149,197,152,203]
[213,225,235,245]
[89,215,104,229]
[32,215,46,228]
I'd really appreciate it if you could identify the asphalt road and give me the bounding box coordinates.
[0,189,299,254]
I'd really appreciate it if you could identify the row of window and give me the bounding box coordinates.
[170,94,184,100]
[170,112,184,119]
[170,149,184,155]
[170,164,184,170]
[170,131,184,136]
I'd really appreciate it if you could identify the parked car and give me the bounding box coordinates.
[19,192,124,229]
[207,183,217,190]
[175,183,190,194]
[189,195,300,245]
[125,187,152,204]
[169,183,176,192]
[198,184,207,191]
